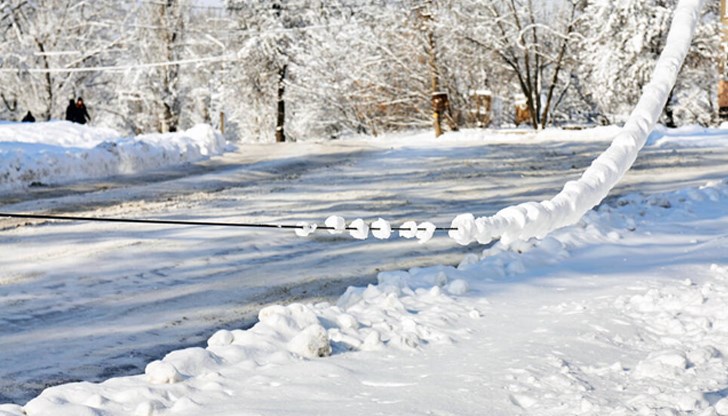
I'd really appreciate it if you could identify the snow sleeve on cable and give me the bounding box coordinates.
[451,0,704,245]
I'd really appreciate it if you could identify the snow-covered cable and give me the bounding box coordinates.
[0,213,450,244]
[449,0,705,246]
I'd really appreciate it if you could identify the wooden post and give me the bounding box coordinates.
[419,0,457,137]
[720,0,728,120]
[432,92,447,137]
[219,111,225,135]
[514,94,531,126]
[469,90,492,127]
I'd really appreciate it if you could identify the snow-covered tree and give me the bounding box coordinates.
[580,0,720,126]
[311,1,432,136]
[223,0,312,142]
[1,0,720,134]
[453,0,586,129]
[112,0,189,133]
[0,0,125,121]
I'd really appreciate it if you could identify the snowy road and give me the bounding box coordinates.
[2,128,728,404]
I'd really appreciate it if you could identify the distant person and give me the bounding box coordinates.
[21,111,35,123]
[75,97,90,125]
[65,99,77,122]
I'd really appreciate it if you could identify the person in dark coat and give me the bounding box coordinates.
[21,111,35,122]
[75,97,90,125]
[65,99,77,122]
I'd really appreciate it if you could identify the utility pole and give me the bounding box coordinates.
[720,0,728,121]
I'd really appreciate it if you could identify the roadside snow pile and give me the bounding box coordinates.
[0,120,120,148]
[647,124,728,148]
[4,177,727,415]
[0,122,225,192]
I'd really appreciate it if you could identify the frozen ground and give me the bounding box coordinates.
[1,123,728,411]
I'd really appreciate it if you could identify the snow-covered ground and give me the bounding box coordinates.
[1,120,728,414]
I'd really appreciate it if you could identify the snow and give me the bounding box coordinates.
[324,215,346,234]
[294,222,317,237]
[0,121,226,192]
[370,218,391,240]
[0,118,728,416]
[348,218,370,240]
[2,121,728,412]
[2,173,727,415]
[648,124,728,148]
[2,122,728,415]
[9,125,648,407]
[415,221,436,244]
[1,1,727,410]
[398,220,418,239]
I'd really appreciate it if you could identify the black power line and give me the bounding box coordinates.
[0,212,456,232]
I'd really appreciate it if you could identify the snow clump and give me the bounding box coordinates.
[349,219,369,240]
[371,218,392,239]
[415,221,436,243]
[295,222,317,237]
[324,215,346,234]
[399,221,418,239]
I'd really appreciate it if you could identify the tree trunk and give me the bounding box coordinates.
[540,3,577,129]
[720,0,728,120]
[428,29,443,138]
[158,0,181,133]
[36,40,54,121]
[664,88,677,128]
[275,64,287,143]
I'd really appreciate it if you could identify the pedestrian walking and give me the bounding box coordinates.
[65,99,77,123]
[75,97,90,125]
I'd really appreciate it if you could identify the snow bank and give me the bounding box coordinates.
[449,0,705,245]
[647,124,728,148]
[0,122,225,192]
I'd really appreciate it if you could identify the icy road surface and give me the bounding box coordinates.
[2,128,728,404]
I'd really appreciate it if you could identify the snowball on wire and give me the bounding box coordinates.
[295,216,440,243]
[416,222,436,244]
[371,218,392,240]
[325,215,346,234]
[295,222,317,237]
[399,221,418,239]
[449,214,477,245]
[349,219,369,240]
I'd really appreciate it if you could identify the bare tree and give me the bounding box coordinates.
[146,0,187,133]
[459,0,584,129]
